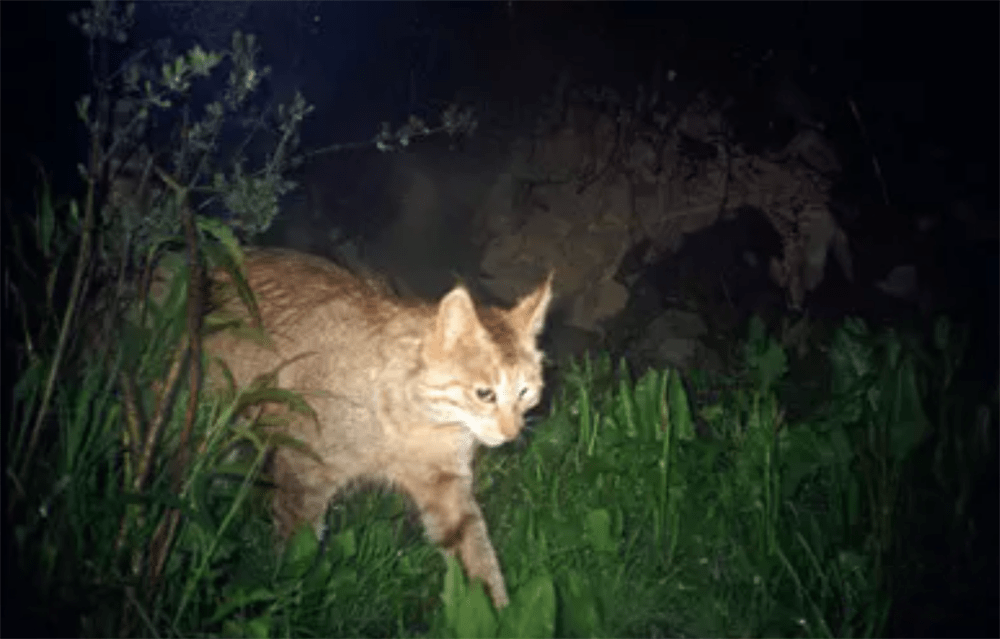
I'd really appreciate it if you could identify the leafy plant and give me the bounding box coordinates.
[432,555,556,639]
[483,319,896,638]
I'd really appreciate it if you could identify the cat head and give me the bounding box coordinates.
[418,274,553,447]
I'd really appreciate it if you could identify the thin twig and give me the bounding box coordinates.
[17,128,101,489]
[16,1,111,493]
[114,371,144,554]
[847,97,891,207]
[146,507,182,608]
[134,341,188,494]
[176,199,204,489]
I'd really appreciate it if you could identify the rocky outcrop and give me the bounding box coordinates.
[476,91,852,336]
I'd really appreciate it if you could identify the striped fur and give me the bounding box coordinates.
[204,248,552,608]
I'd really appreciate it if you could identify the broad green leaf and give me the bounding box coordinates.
[576,382,591,423]
[281,524,319,579]
[67,198,80,228]
[205,241,263,329]
[197,218,245,268]
[499,572,555,638]
[584,508,617,553]
[830,319,874,394]
[244,615,271,639]
[617,356,631,384]
[744,318,788,393]
[658,368,670,440]
[331,528,357,560]
[634,369,662,441]
[329,566,358,591]
[559,570,603,638]
[222,615,272,639]
[455,581,499,638]
[442,555,467,633]
[667,370,695,441]
[159,260,190,321]
[759,340,788,392]
[933,315,951,353]
[618,374,638,439]
[304,555,333,591]
[154,249,188,283]
[887,358,929,461]
[780,428,822,498]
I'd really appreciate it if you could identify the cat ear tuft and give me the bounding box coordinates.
[510,270,553,339]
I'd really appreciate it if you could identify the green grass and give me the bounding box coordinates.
[9,279,994,637]
[6,178,996,639]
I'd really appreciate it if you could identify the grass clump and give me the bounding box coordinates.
[7,167,994,636]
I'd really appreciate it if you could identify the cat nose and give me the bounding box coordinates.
[498,413,522,440]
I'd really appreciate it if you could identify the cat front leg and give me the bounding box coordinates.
[401,469,510,609]
[270,450,339,541]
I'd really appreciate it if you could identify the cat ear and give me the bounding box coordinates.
[432,285,480,353]
[510,270,553,339]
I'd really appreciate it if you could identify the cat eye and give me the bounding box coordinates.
[518,387,530,399]
[476,387,497,403]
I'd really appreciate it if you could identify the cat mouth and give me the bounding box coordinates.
[473,430,511,447]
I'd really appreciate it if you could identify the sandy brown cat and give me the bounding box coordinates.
[203,248,552,608]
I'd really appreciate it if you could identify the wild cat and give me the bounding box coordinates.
[202,248,553,608]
